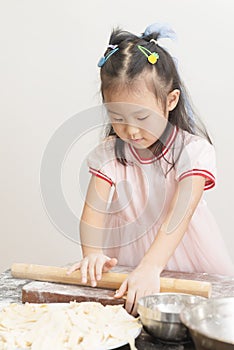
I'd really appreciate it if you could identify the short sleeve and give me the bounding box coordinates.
[87,137,116,186]
[175,137,217,190]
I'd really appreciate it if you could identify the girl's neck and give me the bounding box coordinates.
[133,145,161,160]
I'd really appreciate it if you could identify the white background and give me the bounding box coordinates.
[1,0,234,272]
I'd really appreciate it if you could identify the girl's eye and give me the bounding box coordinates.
[112,117,124,122]
[112,118,123,123]
[137,115,149,121]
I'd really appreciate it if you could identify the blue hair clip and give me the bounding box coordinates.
[97,45,119,68]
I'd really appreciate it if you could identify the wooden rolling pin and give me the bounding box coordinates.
[11,263,212,298]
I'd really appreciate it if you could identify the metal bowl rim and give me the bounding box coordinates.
[138,292,205,303]
[137,293,205,323]
[138,292,206,310]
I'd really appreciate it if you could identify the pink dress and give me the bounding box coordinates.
[87,126,234,275]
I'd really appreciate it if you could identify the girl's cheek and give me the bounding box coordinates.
[112,124,124,135]
[143,118,167,139]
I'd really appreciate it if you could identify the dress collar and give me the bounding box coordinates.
[129,125,178,164]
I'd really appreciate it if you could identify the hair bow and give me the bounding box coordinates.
[143,22,177,40]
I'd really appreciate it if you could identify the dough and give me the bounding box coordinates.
[0,302,140,349]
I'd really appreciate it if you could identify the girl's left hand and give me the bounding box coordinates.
[114,263,161,315]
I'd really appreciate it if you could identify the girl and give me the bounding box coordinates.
[68,23,234,315]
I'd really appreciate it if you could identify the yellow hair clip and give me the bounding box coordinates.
[137,45,159,64]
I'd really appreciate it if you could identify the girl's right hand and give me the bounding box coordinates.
[66,254,118,287]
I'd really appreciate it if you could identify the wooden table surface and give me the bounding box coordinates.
[1,267,234,349]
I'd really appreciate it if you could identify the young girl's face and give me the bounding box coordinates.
[104,81,179,152]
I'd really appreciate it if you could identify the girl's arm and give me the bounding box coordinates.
[68,175,117,285]
[80,174,111,253]
[116,175,206,314]
[140,175,206,271]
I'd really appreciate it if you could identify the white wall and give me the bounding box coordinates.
[1,0,234,272]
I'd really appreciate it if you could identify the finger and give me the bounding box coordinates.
[66,262,81,275]
[114,279,128,298]
[88,261,97,287]
[125,288,136,315]
[132,290,143,316]
[80,259,89,284]
[95,258,105,281]
[104,257,118,270]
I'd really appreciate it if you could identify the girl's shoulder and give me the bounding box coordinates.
[176,128,214,150]
[86,136,117,185]
[86,136,116,167]
[174,128,217,190]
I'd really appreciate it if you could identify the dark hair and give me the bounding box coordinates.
[99,27,212,169]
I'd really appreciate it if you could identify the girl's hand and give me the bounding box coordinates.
[67,254,118,287]
[114,263,161,316]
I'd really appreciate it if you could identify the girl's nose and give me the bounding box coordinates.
[126,124,140,138]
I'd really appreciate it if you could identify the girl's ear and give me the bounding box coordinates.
[167,89,180,111]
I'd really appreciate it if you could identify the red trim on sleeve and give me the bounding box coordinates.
[178,169,215,190]
[89,167,114,186]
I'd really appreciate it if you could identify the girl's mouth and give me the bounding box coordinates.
[130,138,143,143]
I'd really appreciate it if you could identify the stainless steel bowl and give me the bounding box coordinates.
[137,293,205,342]
[180,297,234,350]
